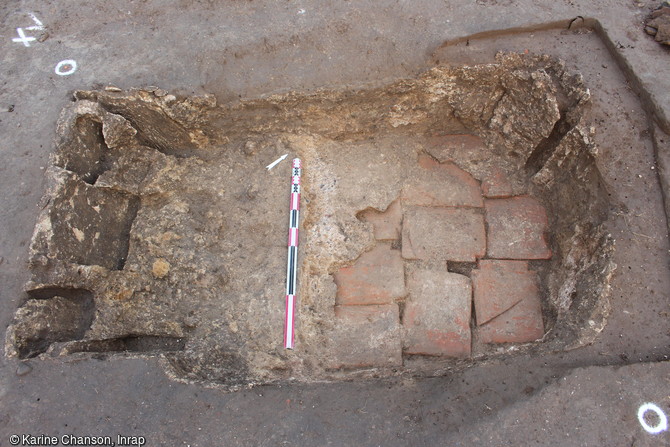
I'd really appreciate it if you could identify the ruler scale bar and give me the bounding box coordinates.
[287,246,296,295]
[284,158,302,349]
[284,294,295,348]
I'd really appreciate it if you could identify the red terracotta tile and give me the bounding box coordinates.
[403,267,471,357]
[401,154,483,207]
[477,296,544,344]
[402,206,486,262]
[485,196,552,260]
[472,260,544,344]
[472,260,531,324]
[334,243,405,306]
[328,304,402,368]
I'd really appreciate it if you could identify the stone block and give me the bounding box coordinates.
[33,168,140,271]
[7,293,94,358]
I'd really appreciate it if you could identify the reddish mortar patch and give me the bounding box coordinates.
[358,199,402,241]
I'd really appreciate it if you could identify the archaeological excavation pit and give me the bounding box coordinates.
[5,53,615,389]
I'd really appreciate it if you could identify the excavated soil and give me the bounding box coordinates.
[5,53,614,389]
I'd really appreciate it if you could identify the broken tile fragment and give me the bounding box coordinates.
[328,304,402,368]
[333,243,405,306]
[485,196,552,260]
[403,267,471,357]
[358,199,402,241]
[401,154,483,207]
[481,168,513,198]
[472,260,544,344]
[402,206,486,262]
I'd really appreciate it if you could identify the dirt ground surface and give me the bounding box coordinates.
[1,0,669,445]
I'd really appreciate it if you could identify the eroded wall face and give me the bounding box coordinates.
[6,53,613,388]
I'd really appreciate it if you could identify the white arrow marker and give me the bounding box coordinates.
[266,153,288,171]
[25,13,45,31]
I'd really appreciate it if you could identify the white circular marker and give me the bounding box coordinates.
[637,403,668,434]
[55,59,77,76]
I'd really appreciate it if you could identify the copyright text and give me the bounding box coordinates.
[8,434,146,446]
